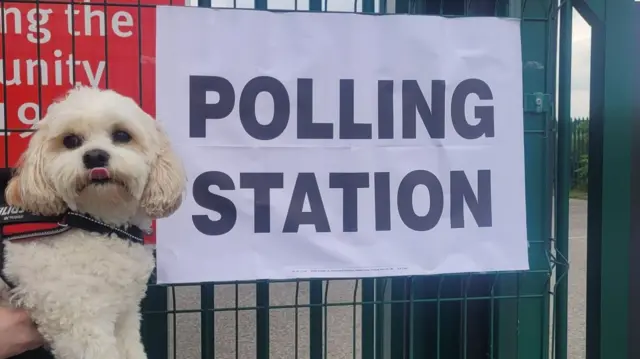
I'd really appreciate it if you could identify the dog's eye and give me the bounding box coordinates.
[62,134,82,149]
[112,130,132,143]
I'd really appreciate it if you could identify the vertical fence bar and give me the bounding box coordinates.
[141,279,169,359]
[309,281,324,359]
[195,2,214,357]
[138,0,169,353]
[249,0,271,348]
[200,284,215,358]
[360,1,376,354]
[1,0,7,169]
[255,0,267,10]
[389,278,408,359]
[309,0,322,9]
[555,1,572,358]
[586,16,605,359]
[571,119,576,185]
[195,2,215,357]
[253,0,269,354]
[628,6,640,359]
[256,280,270,359]
[363,0,375,13]
[362,280,375,359]
[596,0,634,355]
[305,2,324,357]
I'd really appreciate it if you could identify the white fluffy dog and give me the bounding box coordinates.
[0,86,186,359]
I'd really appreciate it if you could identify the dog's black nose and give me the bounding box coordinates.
[83,149,110,169]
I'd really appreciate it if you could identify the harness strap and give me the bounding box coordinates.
[0,209,147,289]
[62,211,145,244]
[0,240,12,288]
[0,205,63,226]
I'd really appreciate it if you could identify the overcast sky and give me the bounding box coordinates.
[192,0,592,118]
[570,10,590,118]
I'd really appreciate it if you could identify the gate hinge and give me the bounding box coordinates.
[524,92,553,113]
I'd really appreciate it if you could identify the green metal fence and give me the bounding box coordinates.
[139,0,570,359]
[571,117,589,190]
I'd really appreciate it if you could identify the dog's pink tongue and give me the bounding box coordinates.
[89,167,110,180]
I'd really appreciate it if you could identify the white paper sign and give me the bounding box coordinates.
[155,6,528,284]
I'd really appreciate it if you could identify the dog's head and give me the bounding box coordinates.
[5,86,186,225]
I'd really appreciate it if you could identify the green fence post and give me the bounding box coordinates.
[141,274,169,359]
[309,281,323,359]
[302,3,324,358]
[555,0,572,358]
[629,6,640,359]
[585,10,605,359]
[498,0,557,358]
[363,0,375,13]
[586,0,634,358]
[256,280,270,359]
[359,2,376,357]
[255,0,267,10]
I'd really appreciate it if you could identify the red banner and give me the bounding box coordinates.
[0,0,178,243]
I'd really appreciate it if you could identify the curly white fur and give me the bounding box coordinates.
[0,86,186,359]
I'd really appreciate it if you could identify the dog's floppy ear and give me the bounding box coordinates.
[140,120,186,219]
[5,131,66,215]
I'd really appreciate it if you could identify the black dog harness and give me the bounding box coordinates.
[0,208,146,289]
[0,170,147,359]
[0,212,146,359]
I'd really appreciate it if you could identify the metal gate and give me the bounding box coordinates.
[0,0,571,358]
[138,1,566,359]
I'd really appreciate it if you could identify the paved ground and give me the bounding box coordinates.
[168,271,362,359]
[568,199,587,359]
[164,199,588,359]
